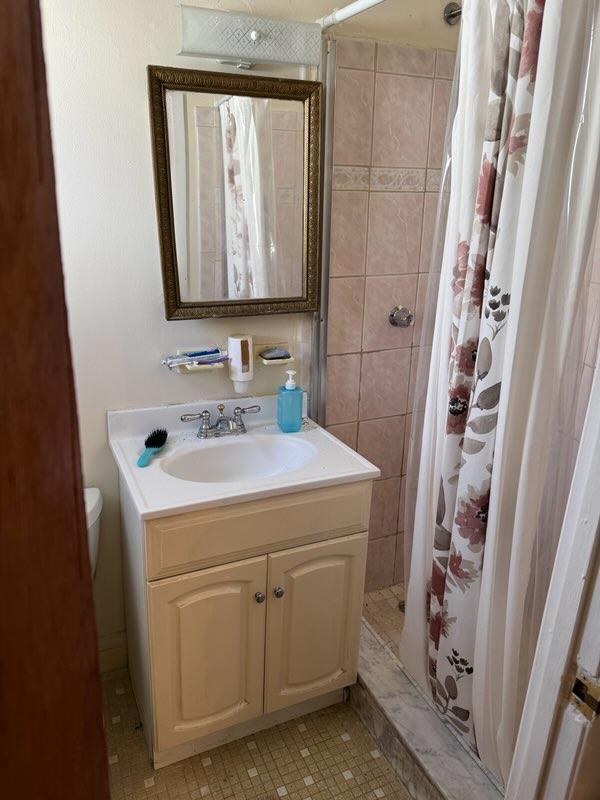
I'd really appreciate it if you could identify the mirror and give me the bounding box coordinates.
[148,67,321,319]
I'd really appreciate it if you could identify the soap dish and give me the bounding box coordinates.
[258,355,295,366]
[257,344,295,366]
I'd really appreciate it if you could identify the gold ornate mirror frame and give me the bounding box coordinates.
[148,65,321,320]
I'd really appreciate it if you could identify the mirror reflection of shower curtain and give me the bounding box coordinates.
[219,97,278,299]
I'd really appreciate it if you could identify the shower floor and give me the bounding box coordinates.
[356,586,504,800]
[362,584,405,658]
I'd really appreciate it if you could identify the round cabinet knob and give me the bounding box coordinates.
[254,592,266,604]
[273,586,285,599]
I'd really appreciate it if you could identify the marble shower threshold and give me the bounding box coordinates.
[350,622,504,800]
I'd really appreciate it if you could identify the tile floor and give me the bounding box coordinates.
[362,584,405,658]
[103,670,411,800]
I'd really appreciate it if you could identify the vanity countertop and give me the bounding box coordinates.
[108,396,380,520]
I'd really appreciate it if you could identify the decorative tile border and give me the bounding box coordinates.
[370,168,426,192]
[332,165,370,190]
[426,169,442,192]
[352,623,503,800]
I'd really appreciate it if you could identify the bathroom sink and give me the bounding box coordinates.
[160,435,317,483]
[108,396,380,517]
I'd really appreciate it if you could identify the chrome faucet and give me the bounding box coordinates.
[181,403,261,439]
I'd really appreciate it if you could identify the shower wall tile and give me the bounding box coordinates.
[271,109,298,130]
[428,79,452,168]
[332,165,370,190]
[415,348,431,412]
[420,193,438,272]
[436,49,456,79]
[402,414,412,477]
[357,416,405,479]
[326,36,456,590]
[376,43,435,77]
[365,535,397,591]
[325,353,361,425]
[359,348,411,420]
[330,190,369,276]
[413,274,431,347]
[369,478,402,540]
[277,201,301,258]
[327,277,365,354]
[363,274,418,351]
[336,36,376,70]
[272,128,299,187]
[372,74,433,167]
[407,348,420,411]
[366,192,423,275]
[326,422,358,450]
[370,167,426,192]
[398,477,407,533]
[393,532,405,583]
[333,68,375,166]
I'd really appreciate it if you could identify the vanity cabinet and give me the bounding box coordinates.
[148,534,367,753]
[121,479,372,767]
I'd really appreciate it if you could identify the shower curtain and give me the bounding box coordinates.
[219,97,277,299]
[401,0,600,784]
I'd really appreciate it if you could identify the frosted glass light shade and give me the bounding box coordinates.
[180,6,322,66]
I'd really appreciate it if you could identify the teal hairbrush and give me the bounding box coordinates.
[136,429,167,468]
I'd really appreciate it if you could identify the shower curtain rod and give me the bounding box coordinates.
[316,0,387,30]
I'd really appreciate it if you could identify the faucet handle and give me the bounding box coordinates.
[181,409,212,438]
[181,409,210,422]
[233,404,261,422]
[232,404,261,434]
[235,404,261,415]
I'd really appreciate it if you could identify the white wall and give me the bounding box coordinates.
[40,0,313,668]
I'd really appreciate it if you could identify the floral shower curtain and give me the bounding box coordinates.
[219,97,276,299]
[425,0,544,748]
[401,0,600,783]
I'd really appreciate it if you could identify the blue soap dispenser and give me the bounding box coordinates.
[277,370,303,433]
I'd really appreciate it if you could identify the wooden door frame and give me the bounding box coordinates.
[0,2,110,797]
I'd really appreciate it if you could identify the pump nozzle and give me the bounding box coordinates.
[285,370,297,389]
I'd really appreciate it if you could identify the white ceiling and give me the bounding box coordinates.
[188,1,460,50]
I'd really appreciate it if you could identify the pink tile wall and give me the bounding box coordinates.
[326,37,455,591]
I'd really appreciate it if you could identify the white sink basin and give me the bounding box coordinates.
[161,435,317,483]
[108,396,380,518]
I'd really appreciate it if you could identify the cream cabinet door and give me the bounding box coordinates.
[148,556,267,751]
[265,532,367,713]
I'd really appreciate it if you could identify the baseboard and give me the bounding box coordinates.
[98,630,127,673]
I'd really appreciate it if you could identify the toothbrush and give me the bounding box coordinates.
[136,429,168,468]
